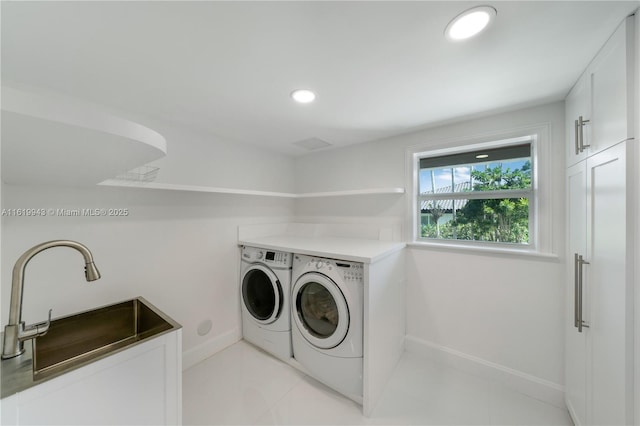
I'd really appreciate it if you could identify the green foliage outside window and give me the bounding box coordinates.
[421,161,531,244]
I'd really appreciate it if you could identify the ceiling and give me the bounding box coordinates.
[2,1,638,156]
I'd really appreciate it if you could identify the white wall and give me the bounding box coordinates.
[294,102,566,388]
[1,124,295,366]
[137,118,296,193]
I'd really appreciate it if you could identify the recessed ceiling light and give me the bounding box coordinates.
[475,154,489,159]
[291,89,316,104]
[445,6,496,41]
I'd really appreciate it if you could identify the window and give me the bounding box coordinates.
[414,136,535,248]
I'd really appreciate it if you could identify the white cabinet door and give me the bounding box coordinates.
[565,161,587,425]
[1,330,182,426]
[566,15,633,168]
[586,142,632,426]
[565,73,591,167]
[590,16,634,155]
[19,345,166,425]
[566,142,633,426]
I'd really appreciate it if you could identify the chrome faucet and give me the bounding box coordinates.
[2,240,101,359]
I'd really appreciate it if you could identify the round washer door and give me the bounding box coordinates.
[241,264,283,325]
[292,272,349,349]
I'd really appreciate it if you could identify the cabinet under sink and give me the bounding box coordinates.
[1,297,182,426]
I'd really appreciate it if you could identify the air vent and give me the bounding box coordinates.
[292,137,332,151]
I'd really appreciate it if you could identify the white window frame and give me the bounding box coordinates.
[406,124,553,256]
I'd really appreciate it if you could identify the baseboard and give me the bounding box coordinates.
[182,328,242,371]
[404,336,566,409]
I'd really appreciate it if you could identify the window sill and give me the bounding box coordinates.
[407,241,559,260]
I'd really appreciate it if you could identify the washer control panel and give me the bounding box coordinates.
[242,246,292,268]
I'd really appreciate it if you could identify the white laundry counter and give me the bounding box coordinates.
[238,234,405,264]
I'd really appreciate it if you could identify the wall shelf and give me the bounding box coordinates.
[1,85,167,187]
[296,187,405,198]
[99,180,405,199]
[98,180,298,198]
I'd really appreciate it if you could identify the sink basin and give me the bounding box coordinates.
[32,297,180,379]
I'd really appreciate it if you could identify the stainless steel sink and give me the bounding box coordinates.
[32,297,180,379]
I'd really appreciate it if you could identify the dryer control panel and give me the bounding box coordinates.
[242,246,292,268]
[336,261,364,282]
[294,254,363,283]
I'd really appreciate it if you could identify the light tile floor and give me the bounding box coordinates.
[183,341,573,425]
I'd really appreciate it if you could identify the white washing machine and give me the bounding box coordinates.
[291,254,364,403]
[240,246,292,361]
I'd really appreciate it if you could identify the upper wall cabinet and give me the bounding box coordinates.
[566,15,635,167]
[590,16,635,153]
[1,85,167,187]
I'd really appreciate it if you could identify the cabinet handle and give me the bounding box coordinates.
[574,253,579,328]
[575,253,590,332]
[574,120,580,155]
[578,116,591,153]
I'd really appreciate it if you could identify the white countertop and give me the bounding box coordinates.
[238,235,405,263]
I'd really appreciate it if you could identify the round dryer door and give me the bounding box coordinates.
[292,273,349,349]
[241,265,283,324]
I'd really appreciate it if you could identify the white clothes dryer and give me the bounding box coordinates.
[291,254,364,403]
[240,246,292,361]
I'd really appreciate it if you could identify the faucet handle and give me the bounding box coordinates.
[19,309,52,340]
[37,309,53,335]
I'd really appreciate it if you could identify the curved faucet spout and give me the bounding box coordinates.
[2,240,101,360]
[85,261,101,282]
